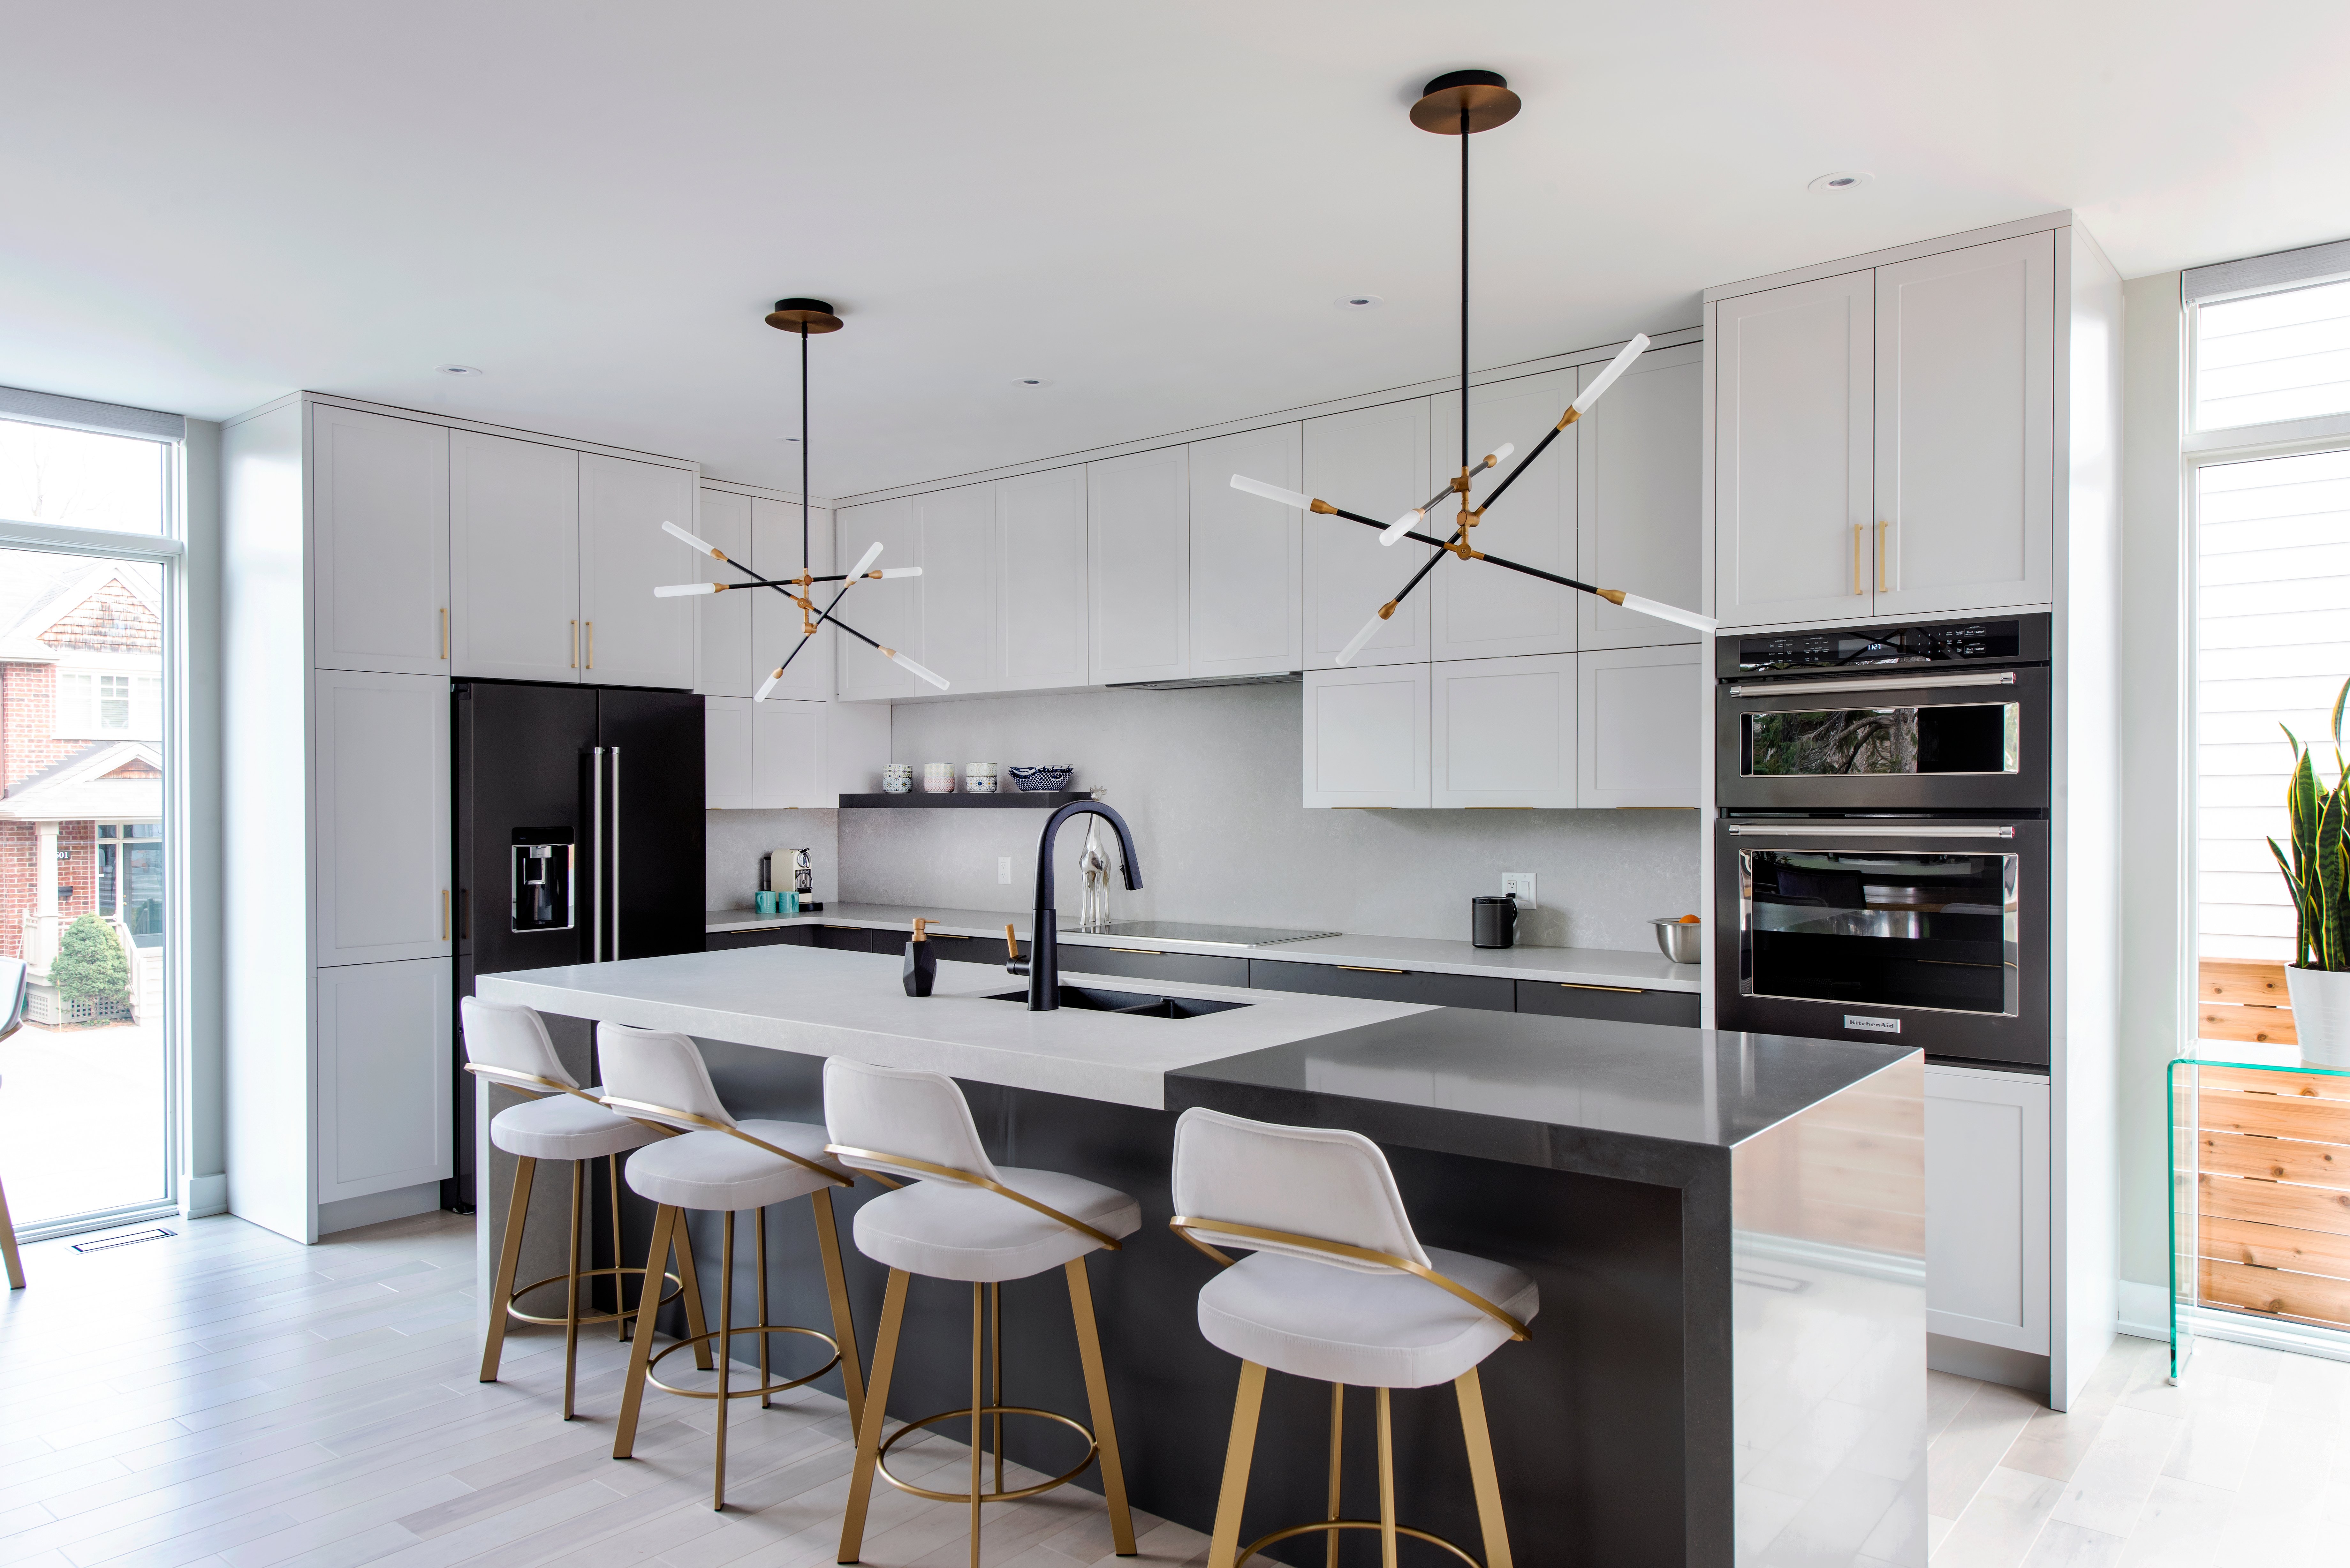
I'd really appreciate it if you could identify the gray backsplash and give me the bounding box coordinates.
[849,682,1700,951]
[705,807,840,911]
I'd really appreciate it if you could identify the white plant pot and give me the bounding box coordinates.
[2286,965,2350,1069]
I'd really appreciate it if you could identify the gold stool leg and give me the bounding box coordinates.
[672,1210,714,1371]
[609,1154,628,1341]
[1065,1257,1137,1554]
[480,1156,536,1382]
[812,1188,867,1434]
[1376,1387,1398,1568]
[968,1282,985,1568]
[613,1203,678,1458]
[0,1173,24,1290]
[990,1281,1004,1497]
[1326,1384,1345,1568]
[562,1159,585,1419]
[714,1210,735,1511]
[756,1207,772,1410]
[1207,1360,1267,1568]
[838,1267,910,1564]
[1455,1367,1512,1568]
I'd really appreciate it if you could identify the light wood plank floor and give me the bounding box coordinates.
[0,1212,1208,1568]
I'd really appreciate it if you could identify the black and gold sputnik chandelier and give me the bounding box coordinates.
[1232,70,1716,661]
[652,298,950,695]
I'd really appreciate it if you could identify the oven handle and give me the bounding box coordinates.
[1725,823,2014,839]
[1727,671,2018,697]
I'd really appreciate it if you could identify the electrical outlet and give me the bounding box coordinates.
[997,856,1013,885]
[1503,872,1536,909]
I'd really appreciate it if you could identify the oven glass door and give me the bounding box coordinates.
[1717,666,2049,810]
[1742,702,2019,780]
[1741,848,2018,1015]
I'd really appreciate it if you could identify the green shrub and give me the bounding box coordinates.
[49,913,130,1007]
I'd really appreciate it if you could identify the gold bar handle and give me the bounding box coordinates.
[1108,947,1164,955]
[1877,520,1891,592]
[570,620,578,669]
[1337,965,1407,975]
[585,621,593,669]
[1852,524,1864,595]
[1561,981,1642,994]
[439,606,448,660]
[442,889,450,941]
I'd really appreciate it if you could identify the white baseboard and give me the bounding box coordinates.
[179,1172,228,1220]
[2117,1279,2169,1342]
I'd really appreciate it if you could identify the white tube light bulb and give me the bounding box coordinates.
[1484,441,1516,468]
[847,541,885,580]
[1380,509,1424,546]
[1613,592,1718,634]
[662,520,723,557]
[875,566,923,578]
[652,582,718,597]
[754,669,782,702]
[1569,333,1652,416]
[1231,473,1313,511]
[1335,611,1385,666]
[888,650,951,690]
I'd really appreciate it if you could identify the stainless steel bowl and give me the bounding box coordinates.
[1651,917,1703,964]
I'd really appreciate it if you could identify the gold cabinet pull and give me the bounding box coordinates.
[1877,520,1891,592]
[1561,981,1642,994]
[1108,947,1165,955]
[585,621,594,669]
[570,620,578,668]
[439,606,449,660]
[1337,965,1407,975]
[442,889,450,941]
[1852,523,1864,595]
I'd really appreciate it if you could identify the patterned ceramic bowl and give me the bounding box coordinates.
[1006,766,1074,792]
[881,763,913,795]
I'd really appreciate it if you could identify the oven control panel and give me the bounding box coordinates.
[1720,613,2050,678]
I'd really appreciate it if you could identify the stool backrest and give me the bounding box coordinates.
[459,998,575,1089]
[1171,1107,1431,1274]
[596,1024,736,1130]
[823,1057,999,1186]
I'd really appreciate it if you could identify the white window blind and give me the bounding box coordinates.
[2195,277,2350,431]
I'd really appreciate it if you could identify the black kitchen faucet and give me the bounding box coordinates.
[1008,800,1142,1011]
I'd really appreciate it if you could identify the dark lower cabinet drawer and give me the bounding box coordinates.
[1062,947,1250,988]
[706,927,814,952]
[814,925,871,952]
[923,933,1013,967]
[1248,959,1514,1012]
[1514,981,1700,1027]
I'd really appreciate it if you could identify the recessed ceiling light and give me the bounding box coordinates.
[435,363,483,376]
[1013,377,1048,387]
[1807,172,1871,193]
[1334,295,1384,310]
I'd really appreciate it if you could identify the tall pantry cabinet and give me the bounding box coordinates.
[222,392,704,1245]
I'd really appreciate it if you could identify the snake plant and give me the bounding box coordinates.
[2270,676,2350,972]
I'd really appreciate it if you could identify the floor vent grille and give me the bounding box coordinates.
[71,1227,176,1253]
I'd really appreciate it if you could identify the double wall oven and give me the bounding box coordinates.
[1713,615,2051,1068]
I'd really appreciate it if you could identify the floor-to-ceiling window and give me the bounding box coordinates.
[0,390,185,1239]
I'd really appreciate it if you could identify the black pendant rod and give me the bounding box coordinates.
[1323,503,1607,599]
[1460,105,1470,476]
[800,324,811,573]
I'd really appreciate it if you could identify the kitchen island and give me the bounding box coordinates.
[477,946,1922,1568]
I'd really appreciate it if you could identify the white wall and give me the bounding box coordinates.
[856,683,1700,949]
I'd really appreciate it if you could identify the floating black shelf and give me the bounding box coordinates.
[838,790,1094,810]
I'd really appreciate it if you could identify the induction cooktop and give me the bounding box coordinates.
[1082,920,1338,948]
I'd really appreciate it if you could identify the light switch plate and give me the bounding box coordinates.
[1503,872,1536,909]
[998,856,1013,885]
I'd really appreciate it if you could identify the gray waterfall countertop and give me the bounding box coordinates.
[704,901,1701,992]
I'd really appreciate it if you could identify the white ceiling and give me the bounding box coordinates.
[5,1,2348,499]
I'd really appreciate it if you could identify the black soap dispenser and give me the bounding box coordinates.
[902,918,937,997]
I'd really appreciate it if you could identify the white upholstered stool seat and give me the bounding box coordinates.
[850,1164,1140,1282]
[1197,1244,1537,1389]
[621,1119,845,1212]
[490,1086,658,1163]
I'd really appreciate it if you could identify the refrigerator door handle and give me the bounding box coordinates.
[591,746,605,962]
[609,747,621,961]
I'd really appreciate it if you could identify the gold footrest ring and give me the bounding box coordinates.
[506,1264,680,1328]
[1236,1519,1480,1568]
[875,1405,1097,1504]
[645,1323,840,1400]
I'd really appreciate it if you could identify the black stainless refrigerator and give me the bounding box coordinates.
[446,680,705,1210]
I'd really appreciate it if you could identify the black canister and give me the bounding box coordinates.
[1472,895,1517,949]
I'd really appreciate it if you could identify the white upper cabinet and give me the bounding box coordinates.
[694,488,754,697]
[1430,653,1575,808]
[1303,399,1432,668]
[750,697,825,808]
[450,431,579,683]
[577,454,697,690]
[1715,270,1876,628]
[1189,425,1303,679]
[997,466,1090,691]
[751,496,833,703]
[1089,447,1191,685]
[1429,372,1576,662]
[311,406,448,675]
[313,669,451,966]
[1577,645,1700,808]
[1873,231,2055,617]
[1579,343,1704,650]
[704,695,754,809]
[914,482,999,695]
[1302,663,1430,808]
[835,497,920,701]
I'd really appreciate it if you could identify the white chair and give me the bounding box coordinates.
[1170,1107,1539,1568]
[599,1024,871,1511]
[823,1057,1141,1568]
[463,997,686,1418]
[0,955,27,1289]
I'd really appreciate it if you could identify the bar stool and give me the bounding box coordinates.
[1169,1107,1539,1568]
[598,1024,870,1511]
[0,956,27,1289]
[462,997,694,1417]
[823,1057,1140,1567]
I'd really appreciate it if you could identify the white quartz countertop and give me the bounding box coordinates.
[477,945,1432,1110]
[704,901,1701,993]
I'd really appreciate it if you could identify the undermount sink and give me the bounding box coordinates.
[983,985,1249,1019]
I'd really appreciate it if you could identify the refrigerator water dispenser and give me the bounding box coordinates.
[511,828,576,933]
